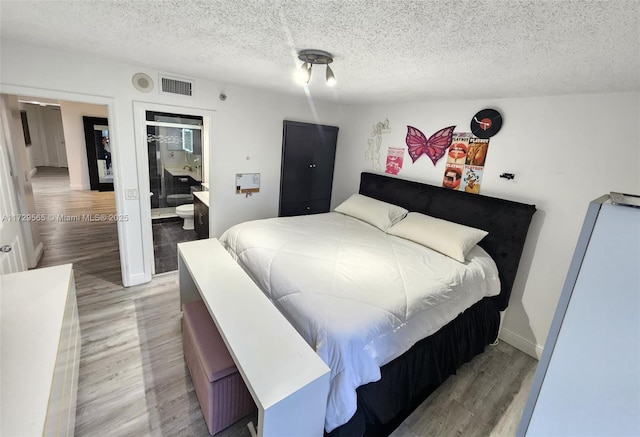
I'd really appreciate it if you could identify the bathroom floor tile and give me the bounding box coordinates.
[151,218,199,274]
[155,255,178,275]
[153,243,175,259]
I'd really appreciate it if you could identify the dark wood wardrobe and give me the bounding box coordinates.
[278,120,339,217]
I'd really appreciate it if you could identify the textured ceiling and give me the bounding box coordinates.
[1,0,639,103]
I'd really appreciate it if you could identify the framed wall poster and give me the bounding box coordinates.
[385,147,404,175]
[442,133,490,194]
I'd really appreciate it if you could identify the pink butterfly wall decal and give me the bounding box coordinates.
[405,125,456,165]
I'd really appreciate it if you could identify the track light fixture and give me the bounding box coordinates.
[296,49,336,87]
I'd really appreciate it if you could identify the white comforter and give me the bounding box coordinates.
[220,212,500,432]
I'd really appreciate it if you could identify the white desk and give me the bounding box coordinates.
[1,264,80,437]
[178,239,330,437]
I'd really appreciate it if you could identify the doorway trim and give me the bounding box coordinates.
[132,101,214,276]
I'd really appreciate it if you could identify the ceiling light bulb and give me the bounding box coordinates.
[305,64,312,84]
[326,65,336,87]
[296,62,311,84]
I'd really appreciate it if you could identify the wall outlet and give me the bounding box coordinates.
[125,189,139,200]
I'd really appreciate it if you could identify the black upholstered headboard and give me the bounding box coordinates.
[359,172,536,311]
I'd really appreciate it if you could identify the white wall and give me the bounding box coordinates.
[334,92,640,356]
[209,83,343,236]
[59,101,108,190]
[20,102,46,171]
[18,103,37,174]
[0,39,343,285]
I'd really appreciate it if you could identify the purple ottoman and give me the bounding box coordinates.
[182,300,256,435]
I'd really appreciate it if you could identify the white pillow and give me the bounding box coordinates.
[334,194,408,231]
[387,212,488,262]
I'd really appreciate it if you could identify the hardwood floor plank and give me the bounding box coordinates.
[29,166,537,437]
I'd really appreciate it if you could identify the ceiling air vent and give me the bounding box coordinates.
[160,76,193,96]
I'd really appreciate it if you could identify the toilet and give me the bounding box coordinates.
[176,204,195,230]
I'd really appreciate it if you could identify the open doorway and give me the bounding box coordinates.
[145,110,205,274]
[14,95,122,283]
[133,101,213,280]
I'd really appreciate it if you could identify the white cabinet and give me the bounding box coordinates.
[1,264,80,436]
[518,198,640,436]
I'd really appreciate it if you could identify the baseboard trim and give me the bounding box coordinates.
[32,241,44,267]
[499,328,543,360]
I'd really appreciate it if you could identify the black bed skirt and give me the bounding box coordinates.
[326,297,500,437]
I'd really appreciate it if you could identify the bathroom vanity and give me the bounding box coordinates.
[164,166,201,206]
[193,191,209,239]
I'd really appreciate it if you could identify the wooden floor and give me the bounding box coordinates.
[31,167,537,437]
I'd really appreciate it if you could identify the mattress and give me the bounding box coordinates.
[219,212,500,431]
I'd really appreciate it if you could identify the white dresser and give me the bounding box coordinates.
[1,264,81,436]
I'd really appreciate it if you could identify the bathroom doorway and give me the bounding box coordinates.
[145,110,205,274]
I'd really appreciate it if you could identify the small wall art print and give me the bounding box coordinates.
[405,125,455,165]
[385,147,404,175]
[365,118,391,171]
[442,133,490,194]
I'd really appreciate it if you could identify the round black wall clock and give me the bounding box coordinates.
[470,109,503,138]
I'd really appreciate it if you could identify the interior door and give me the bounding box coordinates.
[0,116,27,274]
[42,106,66,167]
[309,125,338,201]
[280,122,313,204]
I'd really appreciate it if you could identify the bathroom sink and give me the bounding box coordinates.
[165,166,201,181]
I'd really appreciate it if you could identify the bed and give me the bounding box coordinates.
[219,172,536,436]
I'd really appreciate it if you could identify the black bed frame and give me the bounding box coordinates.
[327,172,536,436]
